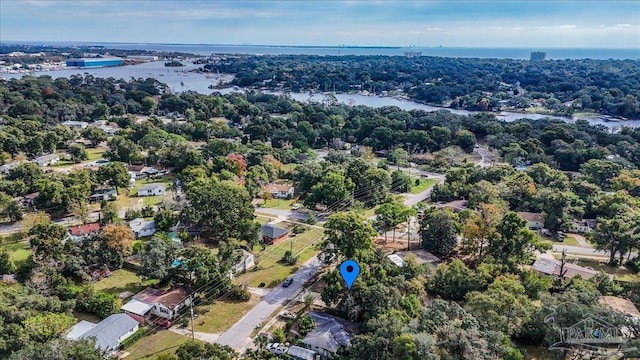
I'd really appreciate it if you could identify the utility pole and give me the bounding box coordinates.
[189,294,195,341]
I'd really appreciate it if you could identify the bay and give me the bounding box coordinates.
[3,60,638,128]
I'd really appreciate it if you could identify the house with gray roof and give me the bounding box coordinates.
[34,153,60,167]
[301,311,355,359]
[66,313,139,354]
[129,218,156,238]
[0,161,20,175]
[261,223,289,245]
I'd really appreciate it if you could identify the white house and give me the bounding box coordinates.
[263,183,295,199]
[34,153,60,167]
[66,314,139,354]
[517,212,544,230]
[231,249,255,275]
[129,218,156,238]
[137,183,166,197]
[121,287,192,320]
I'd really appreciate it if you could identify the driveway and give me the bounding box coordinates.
[215,256,324,351]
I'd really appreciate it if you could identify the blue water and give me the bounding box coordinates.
[4,41,639,60]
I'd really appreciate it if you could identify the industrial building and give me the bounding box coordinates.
[66,58,123,68]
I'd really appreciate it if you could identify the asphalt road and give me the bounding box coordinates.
[215,256,324,350]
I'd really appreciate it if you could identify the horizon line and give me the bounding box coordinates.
[1,40,639,51]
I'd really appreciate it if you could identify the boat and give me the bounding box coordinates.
[180,81,185,87]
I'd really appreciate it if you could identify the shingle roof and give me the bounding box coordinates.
[69,223,101,236]
[73,314,138,351]
[137,183,165,192]
[287,345,316,360]
[129,218,156,233]
[262,223,288,238]
[532,257,605,280]
[302,312,353,354]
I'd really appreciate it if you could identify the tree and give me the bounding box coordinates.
[322,212,376,261]
[390,170,411,193]
[29,223,68,265]
[97,224,134,267]
[304,170,354,209]
[8,338,108,360]
[137,236,181,281]
[68,143,88,163]
[429,259,481,301]
[154,208,179,232]
[535,188,584,231]
[454,129,477,153]
[19,211,51,237]
[375,202,414,243]
[96,162,130,192]
[67,198,89,224]
[0,192,22,222]
[420,209,458,260]
[0,248,16,273]
[175,341,236,360]
[81,126,107,147]
[462,203,503,265]
[105,136,142,163]
[465,275,536,336]
[589,211,640,265]
[100,201,117,224]
[487,212,551,270]
[580,159,623,189]
[181,179,256,244]
[387,148,409,166]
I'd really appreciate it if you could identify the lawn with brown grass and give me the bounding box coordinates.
[191,293,261,333]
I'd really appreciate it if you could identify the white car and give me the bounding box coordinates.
[291,204,301,211]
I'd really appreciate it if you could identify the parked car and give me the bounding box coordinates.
[282,278,294,287]
[279,311,297,320]
[291,204,301,211]
[152,317,172,329]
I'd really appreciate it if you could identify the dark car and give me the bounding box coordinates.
[282,278,294,287]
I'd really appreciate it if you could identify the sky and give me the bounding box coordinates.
[1,0,639,48]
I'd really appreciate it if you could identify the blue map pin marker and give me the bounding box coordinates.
[339,259,360,289]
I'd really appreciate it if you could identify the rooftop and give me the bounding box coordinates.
[68,313,138,352]
[532,257,608,280]
[137,183,165,192]
[517,211,544,223]
[121,298,154,317]
[263,183,294,193]
[599,296,640,318]
[394,249,440,265]
[68,223,101,236]
[133,287,191,309]
[129,218,156,232]
[262,223,289,238]
[302,311,355,354]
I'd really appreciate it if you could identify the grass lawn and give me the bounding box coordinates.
[125,330,195,359]
[409,178,437,194]
[142,195,164,207]
[192,293,261,333]
[255,215,273,224]
[282,163,298,174]
[238,227,323,288]
[94,269,158,296]
[563,257,640,283]
[2,239,31,266]
[543,234,580,247]
[259,198,297,210]
[87,147,106,161]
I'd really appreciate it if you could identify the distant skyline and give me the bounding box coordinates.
[1,1,639,49]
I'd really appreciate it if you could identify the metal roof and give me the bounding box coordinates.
[72,314,138,352]
[121,299,153,316]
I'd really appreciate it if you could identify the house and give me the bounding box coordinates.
[301,312,355,359]
[61,120,89,129]
[121,287,192,320]
[129,218,156,238]
[88,188,117,202]
[34,153,60,167]
[263,183,295,199]
[231,249,255,275]
[331,138,350,150]
[391,249,440,267]
[532,255,611,281]
[599,296,640,321]
[66,314,139,354]
[68,223,101,241]
[261,223,289,245]
[0,161,20,175]
[574,218,597,233]
[140,167,161,178]
[517,212,544,230]
[137,183,166,197]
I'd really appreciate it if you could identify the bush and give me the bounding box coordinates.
[298,316,315,336]
[281,250,298,265]
[120,328,147,349]
[626,256,640,273]
[229,285,251,301]
[272,328,286,343]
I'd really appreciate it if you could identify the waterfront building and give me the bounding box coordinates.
[66,58,124,68]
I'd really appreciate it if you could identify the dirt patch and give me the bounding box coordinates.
[375,237,420,253]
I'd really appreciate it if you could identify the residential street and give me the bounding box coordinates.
[215,256,324,351]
